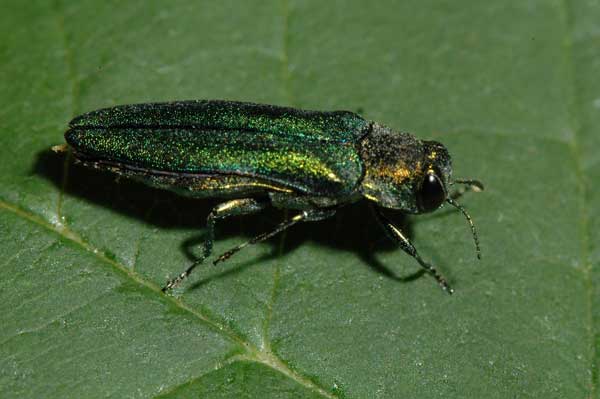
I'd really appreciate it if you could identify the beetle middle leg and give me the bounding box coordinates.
[212,208,336,266]
[372,205,453,294]
[162,198,268,292]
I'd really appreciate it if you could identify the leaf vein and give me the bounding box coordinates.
[560,1,595,396]
[51,0,78,225]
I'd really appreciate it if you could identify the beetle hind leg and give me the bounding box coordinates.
[162,198,268,292]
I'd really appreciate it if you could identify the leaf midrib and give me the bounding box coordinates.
[0,198,337,398]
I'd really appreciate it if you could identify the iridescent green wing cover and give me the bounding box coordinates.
[65,100,368,196]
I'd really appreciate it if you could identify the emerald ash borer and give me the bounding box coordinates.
[61,100,483,294]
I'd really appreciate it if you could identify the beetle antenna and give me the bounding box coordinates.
[446,197,481,260]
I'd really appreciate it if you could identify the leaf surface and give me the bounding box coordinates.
[1,1,599,398]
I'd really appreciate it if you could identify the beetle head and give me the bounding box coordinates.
[359,123,452,214]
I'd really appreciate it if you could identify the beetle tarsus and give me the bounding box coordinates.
[432,270,454,295]
[162,271,190,292]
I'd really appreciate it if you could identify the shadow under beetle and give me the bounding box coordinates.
[59,100,483,294]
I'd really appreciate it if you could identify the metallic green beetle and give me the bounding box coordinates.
[63,100,482,294]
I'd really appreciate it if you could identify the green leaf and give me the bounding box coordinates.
[1,1,598,397]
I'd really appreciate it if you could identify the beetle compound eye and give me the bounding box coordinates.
[418,174,446,212]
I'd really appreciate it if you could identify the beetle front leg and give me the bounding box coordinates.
[372,206,453,294]
[162,198,268,292]
[449,178,484,200]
